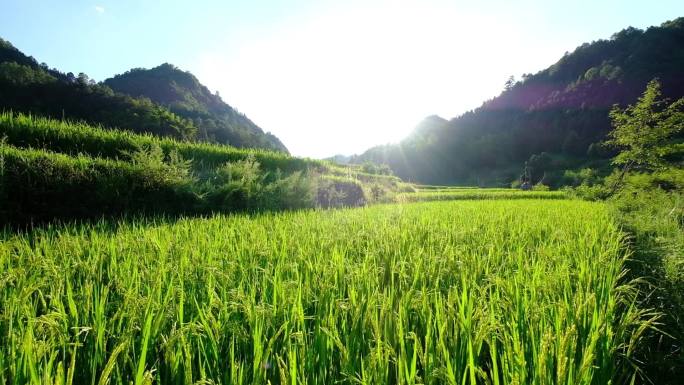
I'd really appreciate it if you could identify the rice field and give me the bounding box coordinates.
[0,199,649,384]
[413,186,510,192]
[397,189,566,202]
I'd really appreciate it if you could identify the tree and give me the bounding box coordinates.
[504,75,516,91]
[605,79,684,192]
[0,62,55,85]
[77,72,90,85]
[562,130,583,155]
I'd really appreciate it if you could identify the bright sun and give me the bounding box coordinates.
[194,1,561,158]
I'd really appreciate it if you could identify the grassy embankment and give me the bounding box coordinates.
[0,113,410,225]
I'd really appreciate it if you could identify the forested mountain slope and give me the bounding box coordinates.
[0,38,287,152]
[354,17,684,185]
[105,64,287,152]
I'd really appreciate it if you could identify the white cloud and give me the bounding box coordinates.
[94,5,105,14]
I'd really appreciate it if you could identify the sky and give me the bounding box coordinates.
[1,1,682,158]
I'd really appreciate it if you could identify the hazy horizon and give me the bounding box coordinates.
[2,0,682,158]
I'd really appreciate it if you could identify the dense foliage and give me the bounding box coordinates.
[607,175,684,382]
[0,200,650,384]
[607,80,684,173]
[353,18,684,186]
[0,145,200,224]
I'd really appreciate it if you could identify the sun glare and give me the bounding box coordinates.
[193,1,558,158]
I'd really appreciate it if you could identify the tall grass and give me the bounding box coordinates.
[610,187,684,383]
[0,200,651,384]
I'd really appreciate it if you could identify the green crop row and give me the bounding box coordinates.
[396,189,567,202]
[411,186,526,192]
[0,112,326,173]
[0,200,651,384]
[413,185,481,190]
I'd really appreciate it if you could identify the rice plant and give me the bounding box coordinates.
[0,200,652,384]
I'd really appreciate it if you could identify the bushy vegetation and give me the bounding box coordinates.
[609,187,683,383]
[0,200,652,384]
[316,176,366,207]
[0,145,199,224]
[360,161,393,176]
[0,143,396,226]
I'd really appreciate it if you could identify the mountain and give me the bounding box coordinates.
[0,38,287,152]
[104,64,287,152]
[353,17,684,186]
[0,38,197,139]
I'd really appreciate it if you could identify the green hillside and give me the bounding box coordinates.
[105,64,288,152]
[0,38,287,152]
[353,17,684,186]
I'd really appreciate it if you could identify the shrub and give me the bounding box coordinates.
[561,168,600,187]
[0,113,413,224]
[266,171,317,210]
[202,155,318,211]
[316,176,367,208]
